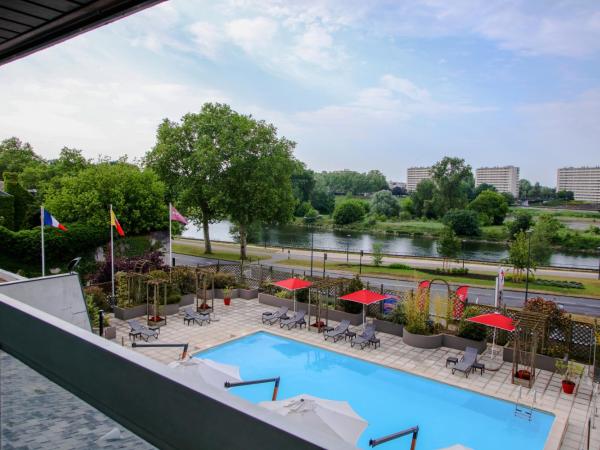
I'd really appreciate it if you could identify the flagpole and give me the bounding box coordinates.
[110,204,115,299]
[169,202,173,268]
[40,205,45,277]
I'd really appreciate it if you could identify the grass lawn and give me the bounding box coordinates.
[172,242,270,262]
[277,258,600,298]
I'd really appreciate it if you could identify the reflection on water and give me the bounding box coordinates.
[182,221,597,270]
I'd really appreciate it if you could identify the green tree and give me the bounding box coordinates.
[291,162,315,204]
[0,137,44,176]
[472,183,497,199]
[436,226,461,269]
[332,199,366,225]
[317,170,388,195]
[507,210,533,237]
[310,180,335,214]
[218,110,297,259]
[370,190,399,218]
[44,163,167,234]
[442,209,481,236]
[372,242,384,267]
[430,157,473,216]
[3,172,35,230]
[468,190,509,225]
[145,104,231,253]
[410,179,436,218]
[508,231,535,282]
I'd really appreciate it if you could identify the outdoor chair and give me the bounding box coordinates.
[183,307,211,326]
[262,306,289,325]
[324,320,350,342]
[127,319,159,342]
[351,324,376,349]
[451,346,478,377]
[280,310,306,330]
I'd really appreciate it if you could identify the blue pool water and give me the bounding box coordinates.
[196,332,554,449]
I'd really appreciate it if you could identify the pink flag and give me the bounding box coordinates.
[170,205,188,224]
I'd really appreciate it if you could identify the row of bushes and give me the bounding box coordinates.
[0,223,109,265]
[534,279,585,289]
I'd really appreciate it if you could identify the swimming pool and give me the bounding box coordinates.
[196,332,554,449]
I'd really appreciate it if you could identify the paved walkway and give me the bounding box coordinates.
[112,297,600,450]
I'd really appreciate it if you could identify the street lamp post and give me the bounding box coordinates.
[461,240,466,270]
[346,234,351,263]
[524,229,533,304]
[359,250,364,274]
[597,246,600,281]
[323,253,327,278]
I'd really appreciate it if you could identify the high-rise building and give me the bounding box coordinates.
[556,167,600,203]
[475,166,519,198]
[407,167,432,192]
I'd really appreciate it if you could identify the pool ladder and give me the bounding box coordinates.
[514,387,536,421]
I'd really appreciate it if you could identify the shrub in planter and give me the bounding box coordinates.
[213,272,236,289]
[84,285,110,311]
[405,291,433,335]
[86,295,109,328]
[457,306,487,341]
[555,359,584,394]
[384,301,407,325]
[275,290,292,299]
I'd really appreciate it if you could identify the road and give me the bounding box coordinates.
[173,253,600,317]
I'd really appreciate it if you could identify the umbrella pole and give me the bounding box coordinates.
[363,305,366,332]
[294,290,296,313]
[308,290,311,332]
[491,327,497,359]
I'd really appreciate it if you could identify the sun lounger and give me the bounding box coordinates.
[280,310,306,330]
[324,320,350,342]
[262,306,289,325]
[351,324,376,349]
[452,346,478,377]
[127,319,159,341]
[183,307,211,326]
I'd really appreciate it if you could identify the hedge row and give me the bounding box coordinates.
[0,223,109,265]
[0,194,14,229]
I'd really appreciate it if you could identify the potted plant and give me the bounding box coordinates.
[223,286,233,306]
[555,359,583,394]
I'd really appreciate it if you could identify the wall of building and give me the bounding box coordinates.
[557,167,600,203]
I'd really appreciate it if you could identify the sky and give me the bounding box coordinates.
[1,0,600,186]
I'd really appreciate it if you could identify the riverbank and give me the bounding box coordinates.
[173,238,600,299]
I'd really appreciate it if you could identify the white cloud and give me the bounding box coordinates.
[188,21,224,59]
[225,17,279,55]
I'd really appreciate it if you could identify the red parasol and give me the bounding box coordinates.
[273,278,313,313]
[340,290,388,330]
[467,312,515,331]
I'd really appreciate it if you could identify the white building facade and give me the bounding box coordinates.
[556,167,600,203]
[407,167,432,192]
[475,166,520,198]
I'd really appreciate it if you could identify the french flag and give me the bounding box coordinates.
[43,209,67,231]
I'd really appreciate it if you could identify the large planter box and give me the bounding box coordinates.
[238,288,258,300]
[113,304,147,320]
[164,303,180,315]
[373,319,403,336]
[443,334,487,354]
[180,294,195,306]
[258,294,360,324]
[324,308,363,326]
[502,347,558,372]
[104,326,117,340]
[403,329,443,349]
[206,288,241,299]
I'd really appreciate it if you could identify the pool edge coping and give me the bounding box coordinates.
[191,326,568,450]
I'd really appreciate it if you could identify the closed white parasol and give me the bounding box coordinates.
[259,394,367,446]
[168,358,241,390]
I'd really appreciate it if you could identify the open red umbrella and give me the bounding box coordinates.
[467,312,515,367]
[273,278,313,312]
[339,289,388,331]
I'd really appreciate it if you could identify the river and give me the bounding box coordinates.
[182,221,599,270]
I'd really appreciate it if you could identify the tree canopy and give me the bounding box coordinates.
[333,199,366,225]
[370,190,400,218]
[316,170,388,195]
[468,190,509,225]
[442,209,481,236]
[44,162,167,235]
[0,137,44,177]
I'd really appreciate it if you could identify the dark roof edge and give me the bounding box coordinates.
[0,0,165,66]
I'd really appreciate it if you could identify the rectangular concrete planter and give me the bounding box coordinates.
[180,294,195,306]
[403,329,443,349]
[502,347,558,372]
[164,303,180,315]
[103,326,117,340]
[373,319,403,336]
[238,288,258,300]
[443,334,487,354]
[207,288,241,299]
[113,304,146,321]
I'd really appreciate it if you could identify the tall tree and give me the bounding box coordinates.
[430,156,473,216]
[0,137,44,176]
[219,112,297,259]
[468,190,509,225]
[437,226,461,270]
[145,104,231,253]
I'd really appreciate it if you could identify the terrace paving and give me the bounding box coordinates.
[112,297,600,450]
